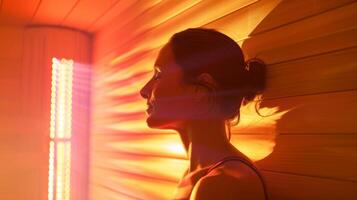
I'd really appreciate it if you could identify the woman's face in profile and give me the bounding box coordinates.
[140,43,207,130]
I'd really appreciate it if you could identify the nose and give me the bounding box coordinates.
[140,81,151,100]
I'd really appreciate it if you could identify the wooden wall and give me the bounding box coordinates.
[90,0,357,199]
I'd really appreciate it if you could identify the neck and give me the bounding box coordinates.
[177,119,236,173]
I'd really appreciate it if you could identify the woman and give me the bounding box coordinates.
[140,28,268,200]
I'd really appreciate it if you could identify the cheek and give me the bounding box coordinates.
[154,99,195,123]
[153,80,195,117]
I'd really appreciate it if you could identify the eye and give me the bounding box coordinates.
[153,71,161,80]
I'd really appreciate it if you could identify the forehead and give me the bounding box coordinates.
[154,43,177,70]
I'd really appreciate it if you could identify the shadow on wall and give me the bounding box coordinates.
[235,0,357,199]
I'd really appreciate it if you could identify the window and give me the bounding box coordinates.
[48,58,74,200]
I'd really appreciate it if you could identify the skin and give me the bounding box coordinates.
[140,42,265,200]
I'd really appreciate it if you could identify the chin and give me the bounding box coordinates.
[146,114,165,129]
[146,113,179,130]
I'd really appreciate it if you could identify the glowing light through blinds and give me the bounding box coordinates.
[48,58,73,200]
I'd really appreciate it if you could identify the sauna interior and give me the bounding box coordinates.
[0,0,356,199]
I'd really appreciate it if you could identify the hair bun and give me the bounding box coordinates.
[243,58,267,104]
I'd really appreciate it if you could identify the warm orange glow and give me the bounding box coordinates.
[106,134,187,159]
[91,67,290,199]
[231,95,292,161]
[90,1,291,199]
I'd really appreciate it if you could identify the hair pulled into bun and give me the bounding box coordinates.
[242,58,267,106]
[169,28,268,128]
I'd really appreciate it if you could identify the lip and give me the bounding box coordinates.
[146,106,153,114]
[146,103,154,114]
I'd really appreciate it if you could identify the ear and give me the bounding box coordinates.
[196,73,218,90]
[192,73,217,103]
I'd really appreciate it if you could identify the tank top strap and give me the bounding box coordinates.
[206,156,269,200]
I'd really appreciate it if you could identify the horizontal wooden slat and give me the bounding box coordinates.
[94,0,202,43]
[91,167,177,200]
[240,1,357,59]
[94,0,357,66]
[94,0,257,64]
[265,46,357,99]
[253,134,357,181]
[88,0,139,32]
[90,184,139,200]
[258,27,357,65]
[90,0,163,34]
[31,0,78,25]
[91,133,186,159]
[61,0,118,30]
[260,90,357,134]
[209,1,357,63]
[206,0,355,37]
[262,171,357,200]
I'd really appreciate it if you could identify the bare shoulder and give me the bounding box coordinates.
[190,162,265,200]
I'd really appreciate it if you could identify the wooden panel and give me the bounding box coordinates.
[91,1,357,200]
[94,0,357,74]
[89,0,163,33]
[262,171,357,200]
[31,0,78,25]
[205,0,355,37]
[94,0,202,48]
[241,1,357,59]
[0,0,40,25]
[265,46,357,99]
[91,167,178,200]
[93,0,257,63]
[251,0,357,35]
[97,0,353,64]
[205,0,357,63]
[88,0,138,32]
[90,183,149,200]
[260,90,357,134]
[91,155,185,183]
[90,185,120,200]
[251,134,357,181]
[258,27,357,65]
[93,30,357,105]
[61,0,120,31]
